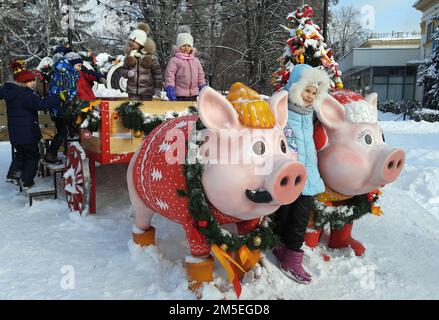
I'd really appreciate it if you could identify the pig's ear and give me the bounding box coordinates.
[198,86,240,131]
[269,90,289,129]
[365,92,378,114]
[315,94,346,129]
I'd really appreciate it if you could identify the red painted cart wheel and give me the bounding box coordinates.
[63,143,90,214]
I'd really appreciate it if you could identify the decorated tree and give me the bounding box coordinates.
[272,4,343,92]
[417,25,439,110]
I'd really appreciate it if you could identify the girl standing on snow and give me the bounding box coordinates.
[165,26,206,102]
[272,64,331,285]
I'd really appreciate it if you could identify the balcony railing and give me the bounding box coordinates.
[365,32,421,40]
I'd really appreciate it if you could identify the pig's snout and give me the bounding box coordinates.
[265,160,307,205]
[374,148,405,184]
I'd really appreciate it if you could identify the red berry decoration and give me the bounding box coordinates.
[198,220,209,228]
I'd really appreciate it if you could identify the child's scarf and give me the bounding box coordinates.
[175,52,194,60]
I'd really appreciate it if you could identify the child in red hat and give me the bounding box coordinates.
[0,59,63,189]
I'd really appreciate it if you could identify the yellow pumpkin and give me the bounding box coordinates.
[226,82,275,129]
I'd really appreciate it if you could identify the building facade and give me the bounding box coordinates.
[338,34,421,102]
[414,0,439,59]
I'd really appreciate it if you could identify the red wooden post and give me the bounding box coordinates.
[89,154,96,214]
[100,101,111,164]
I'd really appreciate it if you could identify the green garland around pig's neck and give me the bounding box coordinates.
[312,192,381,229]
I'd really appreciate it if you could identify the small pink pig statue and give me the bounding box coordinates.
[308,89,406,256]
[127,84,307,291]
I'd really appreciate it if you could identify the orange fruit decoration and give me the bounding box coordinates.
[226,82,275,129]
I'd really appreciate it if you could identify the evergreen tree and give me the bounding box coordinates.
[271,4,343,92]
[0,0,95,74]
[417,25,439,110]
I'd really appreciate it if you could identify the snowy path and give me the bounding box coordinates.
[0,117,438,299]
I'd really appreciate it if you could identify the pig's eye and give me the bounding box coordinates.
[253,141,266,155]
[280,140,287,153]
[364,134,373,145]
[382,133,386,142]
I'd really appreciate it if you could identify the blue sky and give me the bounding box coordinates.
[334,0,422,33]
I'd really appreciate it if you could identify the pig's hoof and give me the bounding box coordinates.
[349,239,366,256]
[186,255,214,296]
[132,226,156,247]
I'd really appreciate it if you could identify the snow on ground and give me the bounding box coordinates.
[0,114,439,299]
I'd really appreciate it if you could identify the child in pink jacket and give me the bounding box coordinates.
[165,27,206,102]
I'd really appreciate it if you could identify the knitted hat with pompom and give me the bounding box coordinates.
[176,25,193,48]
[10,59,35,83]
[129,22,150,47]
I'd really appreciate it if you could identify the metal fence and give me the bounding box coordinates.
[365,32,421,40]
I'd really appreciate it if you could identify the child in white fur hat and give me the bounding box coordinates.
[121,23,163,101]
[273,64,331,285]
[165,26,206,101]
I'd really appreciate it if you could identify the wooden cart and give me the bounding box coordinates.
[64,98,196,214]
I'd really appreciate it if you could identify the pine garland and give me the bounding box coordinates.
[181,120,280,252]
[115,101,198,135]
[65,99,101,133]
[313,192,381,229]
[115,101,144,131]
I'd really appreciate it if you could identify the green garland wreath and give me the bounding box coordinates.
[180,120,280,252]
[313,193,380,230]
[115,101,198,135]
[64,99,101,133]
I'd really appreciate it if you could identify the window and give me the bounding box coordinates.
[427,22,436,42]
[374,85,387,101]
[389,76,403,84]
[404,84,415,101]
[405,76,416,85]
[374,67,390,76]
[388,85,403,101]
[374,76,387,84]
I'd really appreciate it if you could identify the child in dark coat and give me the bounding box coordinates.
[0,59,62,189]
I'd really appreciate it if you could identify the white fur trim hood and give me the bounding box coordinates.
[288,67,331,108]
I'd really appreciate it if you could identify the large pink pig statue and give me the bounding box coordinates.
[127,85,306,291]
[310,89,405,256]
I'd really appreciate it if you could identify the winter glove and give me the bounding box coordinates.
[127,70,135,78]
[165,86,177,101]
[59,90,68,102]
[199,84,207,91]
[154,88,162,97]
[98,77,107,86]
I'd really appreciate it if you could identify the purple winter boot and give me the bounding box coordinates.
[272,244,286,261]
[273,246,312,285]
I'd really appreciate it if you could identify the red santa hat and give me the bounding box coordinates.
[10,59,35,83]
[313,89,378,152]
[330,89,378,124]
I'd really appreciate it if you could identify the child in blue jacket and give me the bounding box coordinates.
[273,64,330,284]
[1,60,62,189]
[44,51,82,163]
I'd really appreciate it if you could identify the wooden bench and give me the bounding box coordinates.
[24,179,56,206]
[45,162,66,199]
